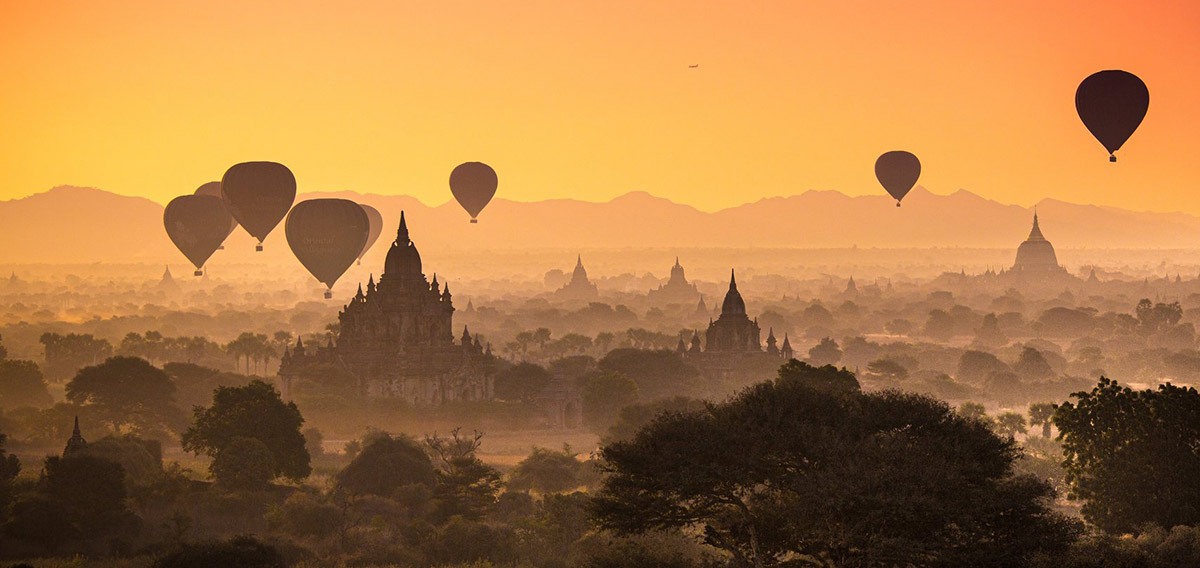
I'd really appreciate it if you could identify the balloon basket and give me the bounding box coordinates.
[470,218,478,224]
[218,245,225,250]
[896,202,901,208]
[256,244,263,252]
[194,270,203,277]
[1109,155,1117,163]
[324,290,333,299]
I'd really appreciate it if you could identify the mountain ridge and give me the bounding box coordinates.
[3,185,1200,265]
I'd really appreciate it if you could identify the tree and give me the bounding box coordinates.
[0,431,18,524]
[974,313,1008,347]
[994,411,1028,439]
[1055,377,1200,533]
[924,309,957,342]
[426,428,503,521]
[39,332,113,382]
[79,435,164,488]
[595,332,615,354]
[776,359,859,393]
[0,333,7,360]
[39,455,140,548]
[182,380,311,482]
[493,362,553,403]
[866,358,909,382]
[334,434,436,497]
[806,337,842,366]
[1013,347,1055,382]
[0,359,54,409]
[957,350,1010,385]
[598,348,699,400]
[579,371,639,431]
[211,436,274,490]
[603,396,706,445]
[1135,299,1182,331]
[66,356,182,436]
[151,535,286,568]
[957,401,992,425]
[1028,402,1055,438]
[592,363,1077,567]
[507,446,584,494]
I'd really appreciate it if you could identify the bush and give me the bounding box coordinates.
[152,535,286,568]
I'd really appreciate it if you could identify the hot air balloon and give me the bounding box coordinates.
[163,195,231,276]
[449,162,497,223]
[221,161,297,250]
[357,204,383,265]
[875,151,921,207]
[193,181,238,248]
[1075,70,1149,162]
[285,199,370,298]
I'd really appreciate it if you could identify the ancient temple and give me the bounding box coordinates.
[62,416,87,457]
[1012,212,1063,273]
[648,257,700,304]
[278,212,496,404]
[554,255,599,301]
[704,271,762,352]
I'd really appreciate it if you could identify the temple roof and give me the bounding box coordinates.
[384,211,423,276]
[720,270,746,316]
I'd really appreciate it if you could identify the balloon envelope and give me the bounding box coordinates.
[285,199,370,294]
[875,151,921,206]
[358,204,383,263]
[164,195,231,275]
[193,181,238,239]
[449,162,497,222]
[1075,70,1149,161]
[220,162,297,247]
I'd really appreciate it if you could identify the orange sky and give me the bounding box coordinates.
[1,1,1198,213]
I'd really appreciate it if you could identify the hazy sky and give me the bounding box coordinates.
[2,1,1198,212]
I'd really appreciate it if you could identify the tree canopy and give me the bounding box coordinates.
[182,380,311,482]
[334,433,436,497]
[1055,377,1200,533]
[65,356,182,436]
[0,359,53,410]
[592,362,1077,567]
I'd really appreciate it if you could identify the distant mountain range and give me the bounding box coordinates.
[4,185,1200,265]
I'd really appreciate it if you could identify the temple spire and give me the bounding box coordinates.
[1028,209,1045,241]
[730,269,737,290]
[397,211,410,243]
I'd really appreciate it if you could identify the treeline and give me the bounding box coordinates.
[2,361,1200,567]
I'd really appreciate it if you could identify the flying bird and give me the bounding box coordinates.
[688,64,699,68]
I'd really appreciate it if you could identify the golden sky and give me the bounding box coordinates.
[1,1,1198,213]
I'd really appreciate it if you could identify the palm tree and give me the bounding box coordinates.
[1028,402,1056,438]
[994,412,1028,440]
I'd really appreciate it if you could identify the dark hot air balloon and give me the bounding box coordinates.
[1075,70,1149,162]
[164,195,231,276]
[449,162,497,223]
[875,151,921,207]
[193,181,238,248]
[285,199,370,298]
[221,161,297,250]
[357,204,383,265]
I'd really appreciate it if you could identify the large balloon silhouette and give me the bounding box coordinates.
[1075,70,1149,162]
[875,151,921,207]
[220,162,297,250]
[285,199,370,298]
[164,195,231,276]
[357,204,383,265]
[193,182,238,247]
[449,162,498,223]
